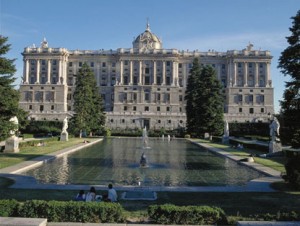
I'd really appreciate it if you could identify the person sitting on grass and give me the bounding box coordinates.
[74,190,86,201]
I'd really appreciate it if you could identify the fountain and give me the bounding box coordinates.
[140,152,148,167]
[140,127,150,167]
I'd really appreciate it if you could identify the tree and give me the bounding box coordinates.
[278,10,300,148]
[185,58,224,137]
[71,63,105,137]
[185,58,201,136]
[0,36,28,140]
[195,65,224,137]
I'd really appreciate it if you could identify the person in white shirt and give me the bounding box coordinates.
[107,184,118,202]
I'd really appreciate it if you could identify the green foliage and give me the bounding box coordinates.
[22,120,62,137]
[0,36,28,140]
[283,157,300,190]
[148,204,227,225]
[14,200,125,223]
[185,59,224,137]
[71,63,106,137]
[278,10,300,148]
[229,122,269,137]
[0,199,19,217]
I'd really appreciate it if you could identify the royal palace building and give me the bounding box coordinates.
[19,23,274,130]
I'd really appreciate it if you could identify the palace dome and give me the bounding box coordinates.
[132,23,162,50]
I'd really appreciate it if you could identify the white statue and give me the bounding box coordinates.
[270,116,280,141]
[9,116,19,136]
[224,120,229,137]
[62,117,68,133]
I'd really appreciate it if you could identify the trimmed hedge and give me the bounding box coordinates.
[148,204,227,225]
[0,200,125,223]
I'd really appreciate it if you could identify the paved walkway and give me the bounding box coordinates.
[0,138,283,193]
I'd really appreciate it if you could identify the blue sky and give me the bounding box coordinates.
[0,0,298,113]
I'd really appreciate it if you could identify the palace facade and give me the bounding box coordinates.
[19,23,274,130]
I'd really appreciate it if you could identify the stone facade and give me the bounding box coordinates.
[19,23,274,130]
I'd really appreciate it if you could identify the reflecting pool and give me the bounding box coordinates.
[21,138,263,186]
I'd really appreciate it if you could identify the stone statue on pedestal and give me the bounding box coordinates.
[269,116,282,154]
[222,120,230,144]
[60,116,69,141]
[4,116,20,153]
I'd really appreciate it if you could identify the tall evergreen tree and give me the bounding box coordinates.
[185,58,224,137]
[0,36,28,140]
[278,10,300,148]
[185,58,201,135]
[195,65,224,137]
[71,63,105,137]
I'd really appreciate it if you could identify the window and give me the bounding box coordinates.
[51,105,54,110]
[178,63,182,68]
[29,105,32,110]
[133,106,137,111]
[122,119,125,123]
[249,108,254,114]
[110,119,114,123]
[239,108,242,113]
[166,61,171,66]
[79,62,82,67]
[168,120,171,124]
[145,92,150,101]
[112,62,116,67]
[145,68,150,74]
[102,62,106,67]
[260,95,265,102]
[132,119,135,123]
[157,106,160,111]
[52,60,57,65]
[145,106,149,111]
[124,106,127,111]
[69,62,73,67]
[261,108,264,113]
[40,105,44,112]
[90,62,94,67]
[158,120,161,123]
[238,95,243,102]
[166,107,170,112]
[179,95,183,102]
[249,95,253,102]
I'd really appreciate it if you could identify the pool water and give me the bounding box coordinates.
[22,137,263,186]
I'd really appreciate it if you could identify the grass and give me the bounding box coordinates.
[0,137,95,169]
[193,139,287,173]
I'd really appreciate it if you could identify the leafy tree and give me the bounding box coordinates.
[278,10,300,148]
[185,58,224,137]
[0,36,28,140]
[71,63,105,137]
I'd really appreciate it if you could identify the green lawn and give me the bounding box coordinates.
[0,138,95,169]
[193,139,287,173]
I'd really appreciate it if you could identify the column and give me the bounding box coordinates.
[129,60,133,85]
[96,62,100,86]
[162,61,166,85]
[171,61,175,86]
[119,60,123,85]
[47,59,51,84]
[266,62,271,87]
[24,59,29,84]
[255,62,259,87]
[243,62,248,87]
[233,62,237,86]
[152,60,156,85]
[183,63,187,87]
[139,60,142,85]
[36,59,40,84]
[174,61,179,86]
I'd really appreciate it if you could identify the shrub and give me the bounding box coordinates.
[16,200,125,223]
[148,204,227,225]
[0,199,19,217]
[283,156,300,190]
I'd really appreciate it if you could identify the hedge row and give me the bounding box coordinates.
[148,204,227,225]
[0,200,125,223]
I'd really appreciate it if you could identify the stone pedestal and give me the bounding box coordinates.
[4,136,19,153]
[269,140,282,153]
[222,136,229,144]
[60,132,69,141]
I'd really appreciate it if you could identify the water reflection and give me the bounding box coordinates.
[22,138,263,186]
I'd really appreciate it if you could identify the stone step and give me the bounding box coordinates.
[0,217,47,226]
